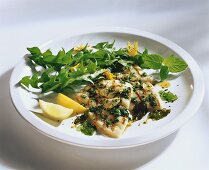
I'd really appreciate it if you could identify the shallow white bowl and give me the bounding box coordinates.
[10,27,204,149]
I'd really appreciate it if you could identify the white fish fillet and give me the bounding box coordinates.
[89,112,128,138]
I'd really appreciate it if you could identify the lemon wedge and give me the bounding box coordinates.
[39,100,73,121]
[56,93,87,114]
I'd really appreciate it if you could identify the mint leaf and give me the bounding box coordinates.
[159,90,178,102]
[160,65,169,81]
[163,55,188,73]
[141,54,164,70]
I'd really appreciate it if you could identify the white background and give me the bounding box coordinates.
[0,0,209,169]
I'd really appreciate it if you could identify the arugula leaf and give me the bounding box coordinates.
[39,72,50,83]
[159,90,178,102]
[40,76,61,93]
[19,76,31,87]
[43,55,57,63]
[163,55,188,73]
[141,54,164,69]
[93,41,115,49]
[160,65,169,81]
[57,49,66,63]
[93,42,108,49]
[57,68,71,88]
[27,47,41,56]
[60,48,74,65]
[106,40,115,48]
[42,49,52,57]
[114,48,126,56]
[87,60,97,73]
[30,73,39,88]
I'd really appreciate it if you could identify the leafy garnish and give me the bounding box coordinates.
[141,52,188,80]
[159,90,178,102]
[19,76,31,87]
[141,54,164,69]
[93,41,115,49]
[19,41,188,93]
[160,65,169,81]
[163,55,188,73]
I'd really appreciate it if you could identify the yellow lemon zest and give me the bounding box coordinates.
[104,70,115,80]
[158,81,171,88]
[127,41,138,56]
[70,63,80,72]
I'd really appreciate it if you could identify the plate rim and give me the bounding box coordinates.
[10,27,205,149]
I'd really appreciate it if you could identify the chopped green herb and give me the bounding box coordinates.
[148,109,171,120]
[81,94,87,99]
[80,121,96,136]
[159,90,178,102]
[120,87,131,99]
[74,114,88,125]
[120,108,129,116]
[106,119,112,126]
[146,95,157,107]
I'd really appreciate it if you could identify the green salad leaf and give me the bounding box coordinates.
[19,76,31,87]
[27,47,41,55]
[19,41,188,93]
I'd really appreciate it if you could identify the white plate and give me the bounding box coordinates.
[10,27,204,149]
